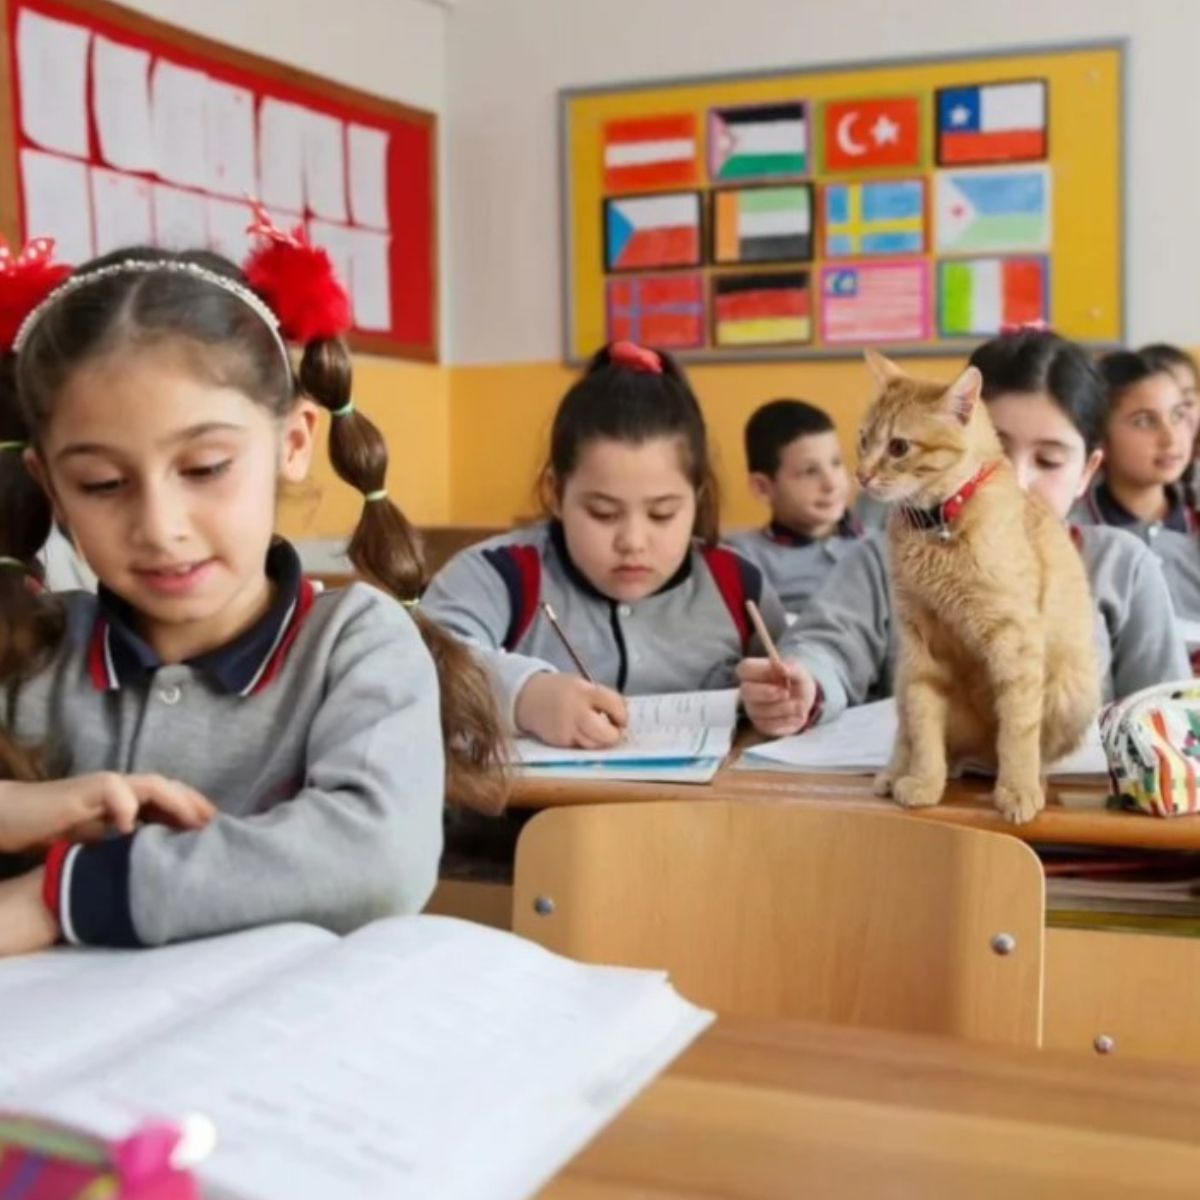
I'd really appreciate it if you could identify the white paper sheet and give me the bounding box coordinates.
[9,916,712,1200]
[152,183,208,249]
[627,689,739,731]
[90,167,154,254]
[308,219,355,297]
[92,36,155,172]
[16,9,90,157]
[151,60,209,189]
[205,78,257,197]
[206,196,255,263]
[20,149,93,265]
[348,227,391,330]
[347,124,389,230]
[304,110,347,221]
[258,98,307,213]
[743,697,1108,780]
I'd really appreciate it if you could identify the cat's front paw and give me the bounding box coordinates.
[993,780,1045,825]
[892,775,943,809]
[872,769,896,798]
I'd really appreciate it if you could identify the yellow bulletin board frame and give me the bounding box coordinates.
[560,41,1125,364]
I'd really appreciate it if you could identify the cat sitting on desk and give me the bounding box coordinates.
[856,350,1099,824]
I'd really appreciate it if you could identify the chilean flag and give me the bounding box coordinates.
[937,81,1047,165]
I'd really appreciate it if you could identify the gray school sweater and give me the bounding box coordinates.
[1073,480,1200,623]
[787,524,1188,724]
[3,543,444,948]
[420,520,788,722]
[725,516,863,613]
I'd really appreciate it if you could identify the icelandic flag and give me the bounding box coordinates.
[937,80,1047,165]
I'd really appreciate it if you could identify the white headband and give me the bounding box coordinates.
[13,259,291,371]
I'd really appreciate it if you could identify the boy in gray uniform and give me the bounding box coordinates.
[726,399,861,613]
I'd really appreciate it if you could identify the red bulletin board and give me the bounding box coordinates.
[0,0,438,359]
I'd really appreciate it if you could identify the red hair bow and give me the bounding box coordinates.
[999,319,1049,336]
[609,340,663,375]
[243,203,352,342]
[0,237,72,352]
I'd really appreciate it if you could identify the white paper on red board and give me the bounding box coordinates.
[151,61,209,189]
[17,9,90,157]
[152,184,208,249]
[347,125,389,231]
[91,167,154,255]
[258,98,306,214]
[304,112,347,222]
[205,78,257,198]
[92,36,155,173]
[21,149,93,265]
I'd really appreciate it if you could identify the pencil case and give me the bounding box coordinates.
[1100,680,1200,817]
[0,1113,202,1200]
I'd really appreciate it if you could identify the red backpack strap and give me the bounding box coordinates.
[700,545,761,652]
[481,544,542,651]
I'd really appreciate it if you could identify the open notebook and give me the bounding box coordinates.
[0,916,711,1200]
[741,697,1110,784]
[514,689,739,783]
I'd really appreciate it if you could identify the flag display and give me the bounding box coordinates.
[606,273,705,347]
[822,96,921,171]
[712,272,810,346]
[937,80,1047,165]
[819,261,930,344]
[604,192,702,271]
[602,114,698,191]
[938,256,1048,337]
[712,185,812,264]
[823,179,925,257]
[935,165,1051,254]
[708,102,808,181]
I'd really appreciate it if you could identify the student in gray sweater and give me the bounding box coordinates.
[726,399,862,614]
[741,331,1189,734]
[1074,350,1200,629]
[422,341,790,746]
[0,241,506,954]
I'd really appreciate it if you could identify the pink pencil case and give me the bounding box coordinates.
[0,1114,200,1200]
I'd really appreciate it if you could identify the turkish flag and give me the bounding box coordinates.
[823,97,922,171]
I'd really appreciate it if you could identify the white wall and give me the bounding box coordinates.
[117,0,446,112]
[445,0,1200,364]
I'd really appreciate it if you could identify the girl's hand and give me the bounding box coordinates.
[0,868,58,957]
[738,657,818,736]
[0,773,216,854]
[515,673,629,749]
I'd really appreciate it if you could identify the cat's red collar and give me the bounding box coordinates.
[903,461,1001,535]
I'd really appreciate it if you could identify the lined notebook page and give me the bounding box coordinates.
[0,924,332,1094]
[13,916,712,1200]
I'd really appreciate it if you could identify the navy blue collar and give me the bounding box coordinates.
[89,540,312,695]
[1089,480,1194,534]
[765,513,862,547]
[547,519,693,603]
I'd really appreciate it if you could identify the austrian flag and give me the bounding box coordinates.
[602,114,698,192]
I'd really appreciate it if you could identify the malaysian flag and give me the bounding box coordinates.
[819,261,931,344]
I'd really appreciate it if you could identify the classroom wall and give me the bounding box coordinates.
[116,0,456,534]
[445,0,1200,529]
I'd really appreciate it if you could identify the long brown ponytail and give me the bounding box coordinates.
[298,338,508,814]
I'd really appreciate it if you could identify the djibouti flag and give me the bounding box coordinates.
[709,102,808,181]
[935,165,1051,254]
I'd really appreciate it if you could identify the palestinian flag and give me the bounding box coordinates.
[708,102,808,181]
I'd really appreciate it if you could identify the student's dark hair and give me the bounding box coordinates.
[968,329,1106,452]
[1139,342,1199,382]
[540,342,720,543]
[744,398,835,476]
[1097,349,1178,432]
[3,246,507,812]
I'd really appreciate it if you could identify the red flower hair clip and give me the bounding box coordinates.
[243,202,352,342]
[0,237,72,352]
[609,340,663,375]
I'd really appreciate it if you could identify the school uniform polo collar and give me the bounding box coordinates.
[547,519,693,601]
[1089,480,1194,535]
[88,540,315,696]
[765,513,863,547]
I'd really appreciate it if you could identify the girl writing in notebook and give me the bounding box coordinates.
[740,329,1189,736]
[421,341,789,748]
[0,228,506,955]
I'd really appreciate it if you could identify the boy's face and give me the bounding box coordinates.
[749,430,849,536]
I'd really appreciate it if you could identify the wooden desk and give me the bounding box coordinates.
[509,756,1200,851]
[541,1016,1200,1199]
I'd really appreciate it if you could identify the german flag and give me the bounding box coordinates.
[713,272,810,347]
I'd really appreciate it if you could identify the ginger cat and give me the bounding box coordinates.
[857,350,1100,824]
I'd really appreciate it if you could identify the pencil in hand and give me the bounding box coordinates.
[745,599,790,685]
[541,602,596,683]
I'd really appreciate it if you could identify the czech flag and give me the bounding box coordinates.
[604,193,701,271]
[937,81,1047,165]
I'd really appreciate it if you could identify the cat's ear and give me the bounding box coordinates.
[864,348,902,386]
[943,366,983,425]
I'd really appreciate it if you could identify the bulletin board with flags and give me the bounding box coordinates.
[561,41,1123,363]
[0,0,438,360]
